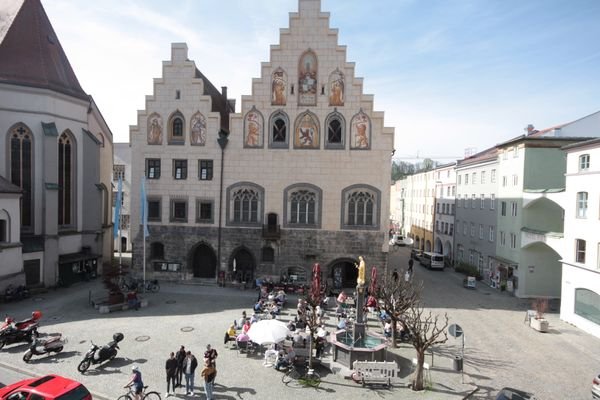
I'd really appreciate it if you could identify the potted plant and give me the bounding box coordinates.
[530,298,549,332]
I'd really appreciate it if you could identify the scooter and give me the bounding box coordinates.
[23,334,65,362]
[77,332,123,374]
[0,311,41,350]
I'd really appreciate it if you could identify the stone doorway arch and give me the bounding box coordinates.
[190,243,217,278]
[229,247,256,284]
[327,258,358,290]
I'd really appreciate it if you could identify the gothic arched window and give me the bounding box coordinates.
[284,184,322,228]
[325,111,345,149]
[227,183,264,226]
[269,111,289,148]
[341,185,380,230]
[58,131,75,226]
[168,111,185,144]
[9,124,33,229]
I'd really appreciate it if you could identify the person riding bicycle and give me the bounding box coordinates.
[125,365,143,400]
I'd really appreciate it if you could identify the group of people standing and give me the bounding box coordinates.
[164,344,218,399]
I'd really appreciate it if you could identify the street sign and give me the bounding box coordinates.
[448,323,463,338]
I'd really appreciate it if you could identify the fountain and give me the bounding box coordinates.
[330,258,388,369]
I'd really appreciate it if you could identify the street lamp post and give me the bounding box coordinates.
[216,128,229,280]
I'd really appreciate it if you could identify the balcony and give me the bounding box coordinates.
[262,224,280,240]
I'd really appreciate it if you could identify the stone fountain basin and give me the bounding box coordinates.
[331,329,387,368]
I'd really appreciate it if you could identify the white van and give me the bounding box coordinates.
[420,252,444,270]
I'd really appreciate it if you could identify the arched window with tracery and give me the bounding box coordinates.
[290,190,316,225]
[58,131,75,226]
[9,124,33,229]
[341,185,380,230]
[269,111,289,148]
[325,111,345,149]
[283,183,322,228]
[227,183,264,226]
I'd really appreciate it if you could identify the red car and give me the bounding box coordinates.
[0,375,91,400]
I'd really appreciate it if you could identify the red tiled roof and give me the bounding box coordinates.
[0,0,88,100]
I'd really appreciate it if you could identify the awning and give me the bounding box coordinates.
[59,252,101,264]
[489,255,518,266]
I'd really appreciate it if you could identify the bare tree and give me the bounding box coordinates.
[376,268,422,348]
[404,304,449,391]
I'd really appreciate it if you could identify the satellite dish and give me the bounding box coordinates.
[448,323,463,338]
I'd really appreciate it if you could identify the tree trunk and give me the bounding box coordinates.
[412,350,425,391]
[390,318,397,348]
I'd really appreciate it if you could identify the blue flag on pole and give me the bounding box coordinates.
[140,177,149,237]
[113,177,122,239]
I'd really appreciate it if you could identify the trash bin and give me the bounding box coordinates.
[453,356,463,371]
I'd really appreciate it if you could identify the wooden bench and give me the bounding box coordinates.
[353,360,399,387]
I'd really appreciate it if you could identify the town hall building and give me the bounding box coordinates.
[130,0,395,288]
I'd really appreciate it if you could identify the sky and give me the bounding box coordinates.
[42,0,600,163]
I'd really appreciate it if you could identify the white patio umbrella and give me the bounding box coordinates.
[247,319,290,345]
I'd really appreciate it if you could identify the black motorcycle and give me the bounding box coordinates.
[77,332,123,374]
[23,334,65,362]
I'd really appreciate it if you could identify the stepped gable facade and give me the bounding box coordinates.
[130,0,394,287]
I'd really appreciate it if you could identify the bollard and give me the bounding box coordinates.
[453,355,463,371]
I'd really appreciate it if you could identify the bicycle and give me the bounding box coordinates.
[281,362,321,388]
[118,385,161,400]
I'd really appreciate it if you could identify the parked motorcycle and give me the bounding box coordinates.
[23,334,65,362]
[4,284,30,302]
[77,332,123,374]
[0,311,41,350]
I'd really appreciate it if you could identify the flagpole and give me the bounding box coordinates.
[140,177,148,294]
[114,177,123,279]
[143,228,146,293]
[119,224,122,277]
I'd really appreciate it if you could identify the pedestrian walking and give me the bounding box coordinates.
[182,351,198,396]
[200,359,217,400]
[165,352,177,397]
[204,344,218,367]
[175,345,186,388]
[408,258,414,274]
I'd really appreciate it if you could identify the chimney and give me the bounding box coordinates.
[525,124,535,135]
[221,86,227,99]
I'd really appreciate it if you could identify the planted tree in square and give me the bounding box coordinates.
[404,304,449,391]
[376,267,421,348]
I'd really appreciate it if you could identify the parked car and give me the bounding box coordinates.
[410,248,423,260]
[0,375,91,400]
[593,373,600,399]
[389,234,414,247]
[495,387,537,400]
